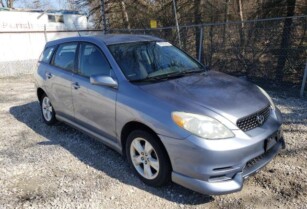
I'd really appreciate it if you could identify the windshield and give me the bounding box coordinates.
[108,41,205,82]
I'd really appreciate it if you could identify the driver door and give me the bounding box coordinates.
[72,42,117,141]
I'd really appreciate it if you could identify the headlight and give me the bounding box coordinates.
[257,86,276,110]
[172,112,234,139]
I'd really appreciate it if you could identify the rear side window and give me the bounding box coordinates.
[78,43,112,77]
[53,43,78,71]
[39,46,55,63]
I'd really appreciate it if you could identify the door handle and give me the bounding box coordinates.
[72,82,80,89]
[46,72,53,79]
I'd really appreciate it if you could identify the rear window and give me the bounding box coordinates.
[39,46,55,63]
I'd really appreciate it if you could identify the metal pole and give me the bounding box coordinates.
[172,0,182,48]
[101,0,108,33]
[300,62,307,98]
[44,24,47,42]
[198,27,203,62]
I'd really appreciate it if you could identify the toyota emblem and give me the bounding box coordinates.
[256,115,265,125]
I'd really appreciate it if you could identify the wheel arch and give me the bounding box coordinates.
[37,87,46,102]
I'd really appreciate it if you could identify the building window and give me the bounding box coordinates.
[48,15,64,23]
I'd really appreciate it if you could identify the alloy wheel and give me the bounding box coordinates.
[42,96,53,122]
[130,137,160,180]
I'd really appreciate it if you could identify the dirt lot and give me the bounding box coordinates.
[0,75,306,209]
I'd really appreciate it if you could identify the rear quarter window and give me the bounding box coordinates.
[39,46,55,63]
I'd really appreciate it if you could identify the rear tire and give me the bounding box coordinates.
[40,93,57,125]
[126,130,171,187]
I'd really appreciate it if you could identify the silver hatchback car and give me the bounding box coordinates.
[35,35,285,195]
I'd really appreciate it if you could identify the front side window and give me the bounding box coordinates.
[39,46,55,63]
[78,43,112,77]
[108,41,204,82]
[53,43,78,71]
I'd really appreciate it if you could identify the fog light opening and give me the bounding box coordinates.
[209,175,232,182]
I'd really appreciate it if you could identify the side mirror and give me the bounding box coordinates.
[90,75,118,88]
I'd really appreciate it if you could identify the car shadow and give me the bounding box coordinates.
[9,101,214,205]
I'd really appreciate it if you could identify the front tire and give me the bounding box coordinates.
[126,130,171,187]
[40,93,57,125]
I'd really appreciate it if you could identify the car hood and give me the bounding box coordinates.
[138,71,269,123]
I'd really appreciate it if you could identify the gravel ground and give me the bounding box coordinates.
[0,75,306,209]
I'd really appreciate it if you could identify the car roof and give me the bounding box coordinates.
[45,34,164,48]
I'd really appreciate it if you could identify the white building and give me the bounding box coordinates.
[0,8,87,31]
[0,9,91,76]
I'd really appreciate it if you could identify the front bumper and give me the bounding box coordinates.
[159,111,285,195]
[171,137,284,195]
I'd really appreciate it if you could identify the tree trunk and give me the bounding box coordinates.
[8,0,14,8]
[194,0,203,63]
[237,0,249,75]
[209,2,214,67]
[276,0,296,82]
[100,0,109,32]
[237,0,245,47]
[120,1,131,30]
[33,0,41,9]
[223,0,230,45]
[172,0,181,47]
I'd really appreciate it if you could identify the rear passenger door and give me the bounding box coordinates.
[72,42,117,140]
[46,42,78,120]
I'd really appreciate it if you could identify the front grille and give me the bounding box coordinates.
[237,105,271,132]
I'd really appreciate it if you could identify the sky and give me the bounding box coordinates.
[13,0,72,10]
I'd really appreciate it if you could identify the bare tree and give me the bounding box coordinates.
[238,0,244,26]
[120,1,130,29]
[33,0,41,8]
[194,0,202,62]
[64,0,77,10]
[237,0,245,47]
[1,0,15,7]
[222,0,230,45]
[276,0,297,82]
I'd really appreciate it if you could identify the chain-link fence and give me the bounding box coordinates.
[0,16,306,96]
[111,15,307,96]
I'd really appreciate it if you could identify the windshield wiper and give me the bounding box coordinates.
[163,68,206,77]
[130,76,164,83]
[130,73,184,83]
[177,70,204,75]
[131,69,205,83]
